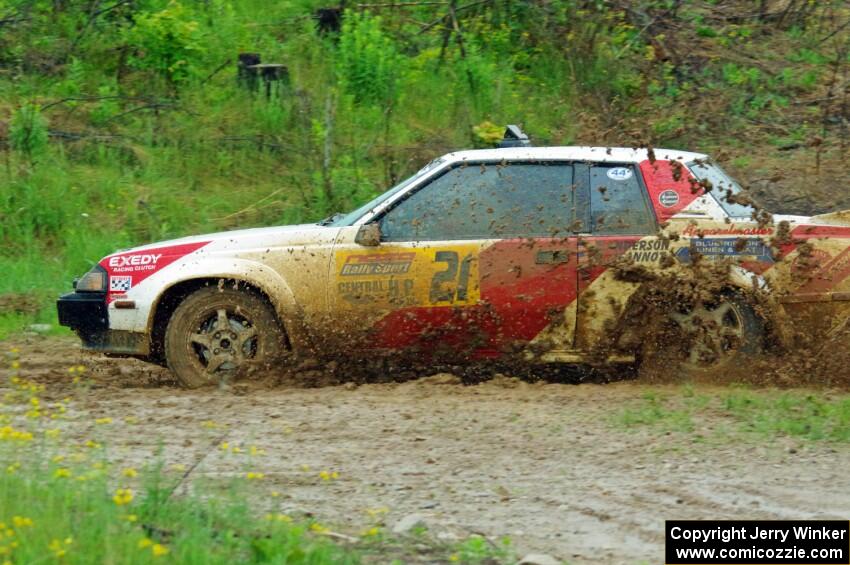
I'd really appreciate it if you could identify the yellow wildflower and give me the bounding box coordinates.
[245,472,265,480]
[151,543,169,557]
[48,537,73,558]
[319,470,339,481]
[54,468,72,478]
[85,440,101,449]
[264,513,292,523]
[362,527,380,537]
[122,468,138,478]
[219,442,229,451]
[365,507,389,518]
[310,523,329,534]
[138,538,153,549]
[0,426,33,442]
[95,417,113,425]
[113,488,133,506]
[124,514,138,523]
[12,517,33,528]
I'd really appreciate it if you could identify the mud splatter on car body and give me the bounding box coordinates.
[57,143,850,385]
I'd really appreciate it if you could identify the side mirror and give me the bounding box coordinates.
[355,223,382,247]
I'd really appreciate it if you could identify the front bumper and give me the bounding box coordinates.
[57,292,148,356]
[57,291,108,335]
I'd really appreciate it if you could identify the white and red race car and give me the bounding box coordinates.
[58,129,850,386]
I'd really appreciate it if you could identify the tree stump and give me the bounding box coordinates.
[237,54,290,99]
[315,7,343,35]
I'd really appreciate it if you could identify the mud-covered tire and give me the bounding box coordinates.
[639,292,764,378]
[164,285,285,388]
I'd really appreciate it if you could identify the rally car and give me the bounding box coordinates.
[57,127,850,387]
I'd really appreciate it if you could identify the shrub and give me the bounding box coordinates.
[123,1,205,85]
[337,13,403,106]
[9,103,49,159]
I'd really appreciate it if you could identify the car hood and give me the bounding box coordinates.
[107,223,337,257]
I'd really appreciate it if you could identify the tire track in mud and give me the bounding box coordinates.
[4,336,850,564]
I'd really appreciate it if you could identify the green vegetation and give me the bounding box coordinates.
[0,351,514,564]
[0,0,849,331]
[617,386,850,443]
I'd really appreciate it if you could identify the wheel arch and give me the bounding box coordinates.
[146,265,310,363]
[612,266,790,353]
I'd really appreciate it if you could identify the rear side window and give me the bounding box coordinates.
[379,162,575,241]
[687,159,755,218]
[589,165,655,235]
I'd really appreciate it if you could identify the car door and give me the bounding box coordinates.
[329,160,582,361]
[574,162,660,351]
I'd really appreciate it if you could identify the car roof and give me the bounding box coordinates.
[443,146,707,164]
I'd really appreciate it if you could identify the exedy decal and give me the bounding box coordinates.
[108,253,162,271]
[100,241,210,302]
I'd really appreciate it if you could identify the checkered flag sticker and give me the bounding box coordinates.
[110,276,132,292]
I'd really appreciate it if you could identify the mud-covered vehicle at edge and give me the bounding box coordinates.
[57,129,850,387]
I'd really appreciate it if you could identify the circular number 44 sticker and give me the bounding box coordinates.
[659,190,680,207]
[606,167,633,181]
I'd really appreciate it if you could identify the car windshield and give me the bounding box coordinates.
[686,159,755,218]
[324,158,446,227]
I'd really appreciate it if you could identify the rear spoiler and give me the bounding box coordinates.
[808,210,850,226]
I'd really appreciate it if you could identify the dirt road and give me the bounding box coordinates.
[5,336,850,564]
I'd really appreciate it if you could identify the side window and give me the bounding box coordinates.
[379,162,575,241]
[590,165,655,235]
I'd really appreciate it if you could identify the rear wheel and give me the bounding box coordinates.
[639,292,764,378]
[164,285,285,388]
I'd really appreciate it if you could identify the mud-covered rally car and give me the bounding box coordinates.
[57,127,850,387]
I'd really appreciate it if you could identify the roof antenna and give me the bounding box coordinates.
[499,125,531,148]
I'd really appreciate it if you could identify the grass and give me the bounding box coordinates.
[616,386,850,443]
[0,349,516,564]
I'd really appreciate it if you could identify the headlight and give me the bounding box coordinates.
[75,266,107,292]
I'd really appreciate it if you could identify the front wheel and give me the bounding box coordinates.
[164,285,286,388]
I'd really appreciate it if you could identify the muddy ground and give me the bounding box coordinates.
[4,336,850,565]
